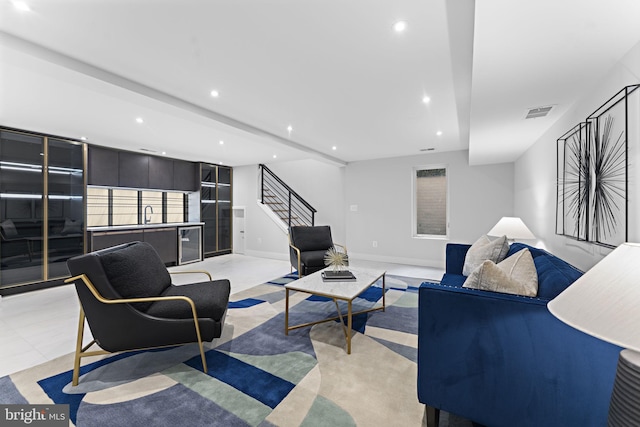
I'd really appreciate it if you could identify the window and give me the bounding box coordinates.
[87,187,186,226]
[413,166,448,238]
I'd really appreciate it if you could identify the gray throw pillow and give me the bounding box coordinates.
[463,248,538,297]
[462,235,509,276]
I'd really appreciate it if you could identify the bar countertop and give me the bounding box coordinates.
[87,222,205,232]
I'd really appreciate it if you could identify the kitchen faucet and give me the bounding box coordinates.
[144,205,153,224]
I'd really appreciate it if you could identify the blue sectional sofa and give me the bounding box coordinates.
[418,242,622,427]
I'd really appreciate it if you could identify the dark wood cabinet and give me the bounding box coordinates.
[143,228,177,265]
[149,156,174,190]
[90,227,178,266]
[91,230,145,251]
[88,145,198,191]
[119,152,149,188]
[173,160,198,191]
[88,146,119,186]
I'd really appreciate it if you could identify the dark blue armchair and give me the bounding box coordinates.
[418,243,622,427]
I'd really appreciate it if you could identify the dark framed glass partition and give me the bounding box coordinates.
[200,164,232,256]
[0,129,85,292]
[0,131,45,287]
[47,138,85,280]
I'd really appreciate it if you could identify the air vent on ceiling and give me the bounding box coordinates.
[525,105,554,119]
[140,148,158,153]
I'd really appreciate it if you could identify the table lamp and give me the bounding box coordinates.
[548,243,640,426]
[487,216,535,241]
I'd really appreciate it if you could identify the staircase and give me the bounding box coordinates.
[259,164,316,229]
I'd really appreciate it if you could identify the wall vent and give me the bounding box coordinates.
[525,105,554,119]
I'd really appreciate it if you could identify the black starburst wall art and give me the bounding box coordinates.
[557,84,640,249]
[557,122,589,241]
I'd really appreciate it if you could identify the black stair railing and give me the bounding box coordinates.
[259,164,316,228]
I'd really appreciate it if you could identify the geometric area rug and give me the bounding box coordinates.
[0,273,467,426]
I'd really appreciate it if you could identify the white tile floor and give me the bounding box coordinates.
[0,254,443,378]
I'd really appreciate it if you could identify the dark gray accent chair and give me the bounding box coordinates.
[65,241,230,386]
[289,225,347,277]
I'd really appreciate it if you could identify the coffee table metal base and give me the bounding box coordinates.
[284,273,385,354]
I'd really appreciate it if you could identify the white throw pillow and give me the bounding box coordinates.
[462,248,538,297]
[462,235,509,276]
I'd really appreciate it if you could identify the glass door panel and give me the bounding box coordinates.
[202,202,217,253]
[217,201,231,250]
[47,138,84,280]
[0,130,45,288]
[217,167,232,251]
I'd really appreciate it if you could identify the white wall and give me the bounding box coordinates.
[234,151,513,269]
[515,40,640,271]
[233,159,346,260]
[345,150,514,267]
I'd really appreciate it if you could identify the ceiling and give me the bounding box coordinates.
[1,0,639,168]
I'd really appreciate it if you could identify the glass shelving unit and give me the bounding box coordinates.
[200,164,232,257]
[0,129,85,292]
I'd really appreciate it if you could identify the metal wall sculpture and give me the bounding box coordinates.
[557,84,640,248]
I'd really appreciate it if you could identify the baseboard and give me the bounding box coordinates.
[242,249,443,269]
[244,249,289,261]
[348,252,443,269]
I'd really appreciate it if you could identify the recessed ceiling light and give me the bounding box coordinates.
[332,146,337,151]
[393,21,407,33]
[80,136,87,141]
[12,1,30,12]
[287,125,293,133]
[219,161,223,165]
[219,140,224,145]
[135,117,144,124]
[422,96,431,104]
[436,131,443,136]
[273,154,277,159]
[210,90,219,98]
[162,151,167,155]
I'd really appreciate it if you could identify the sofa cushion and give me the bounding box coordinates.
[508,243,582,299]
[534,256,582,299]
[462,235,509,276]
[99,242,172,311]
[463,248,538,297]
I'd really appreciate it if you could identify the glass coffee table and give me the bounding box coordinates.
[284,268,386,354]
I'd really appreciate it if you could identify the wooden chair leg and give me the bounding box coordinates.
[72,308,86,386]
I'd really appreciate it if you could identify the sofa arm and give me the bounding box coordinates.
[445,243,471,275]
[417,281,621,427]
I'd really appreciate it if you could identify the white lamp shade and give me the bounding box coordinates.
[548,243,640,353]
[487,217,535,240]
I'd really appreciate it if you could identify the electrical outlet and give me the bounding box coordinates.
[372,241,378,248]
